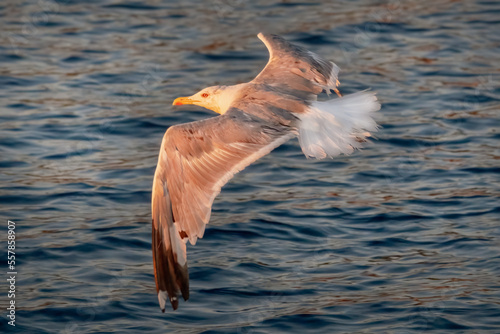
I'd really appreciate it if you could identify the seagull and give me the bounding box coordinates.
[151,33,380,311]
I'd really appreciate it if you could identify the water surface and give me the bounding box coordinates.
[0,0,499,333]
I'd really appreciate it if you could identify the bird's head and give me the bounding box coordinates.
[172,85,242,115]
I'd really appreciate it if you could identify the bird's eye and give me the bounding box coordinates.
[201,93,209,98]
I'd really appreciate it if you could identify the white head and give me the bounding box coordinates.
[172,84,243,114]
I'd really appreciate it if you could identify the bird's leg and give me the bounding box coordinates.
[334,80,342,97]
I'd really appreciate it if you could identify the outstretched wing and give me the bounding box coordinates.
[253,32,340,98]
[152,109,294,311]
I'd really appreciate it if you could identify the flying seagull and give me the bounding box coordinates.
[151,32,380,311]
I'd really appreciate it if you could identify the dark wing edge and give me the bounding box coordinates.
[152,168,189,312]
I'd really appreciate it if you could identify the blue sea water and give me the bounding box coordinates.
[0,0,499,333]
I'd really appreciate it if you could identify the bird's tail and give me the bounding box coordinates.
[152,181,189,311]
[297,91,380,159]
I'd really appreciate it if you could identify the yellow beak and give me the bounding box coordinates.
[172,97,199,106]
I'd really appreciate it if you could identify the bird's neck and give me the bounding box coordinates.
[215,83,246,114]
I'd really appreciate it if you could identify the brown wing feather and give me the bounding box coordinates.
[152,110,294,310]
[151,178,188,311]
[253,33,340,98]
